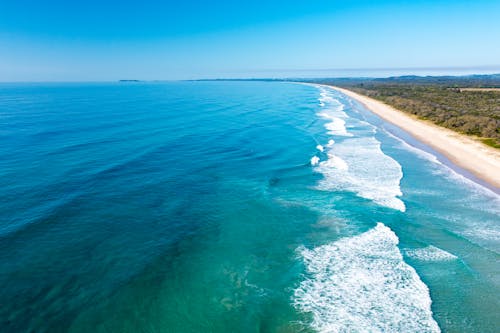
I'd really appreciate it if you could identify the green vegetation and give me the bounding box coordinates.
[348,86,500,144]
[482,138,500,148]
[306,75,500,147]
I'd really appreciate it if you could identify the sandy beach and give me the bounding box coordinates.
[330,86,500,190]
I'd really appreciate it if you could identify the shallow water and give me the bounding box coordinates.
[0,81,498,332]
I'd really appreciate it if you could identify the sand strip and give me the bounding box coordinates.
[330,86,500,189]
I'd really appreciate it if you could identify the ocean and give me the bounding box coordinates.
[0,81,498,332]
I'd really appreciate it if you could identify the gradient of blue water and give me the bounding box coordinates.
[0,81,498,332]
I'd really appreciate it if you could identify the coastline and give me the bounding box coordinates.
[329,85,500,190]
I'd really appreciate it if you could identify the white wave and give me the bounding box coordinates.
[322,117,352,137]
[321,153,349,171]
[316,144,324,152]
[310,156,320,166]
[319,89,341,105]
[315,137,405,211]
[294,223,440,333]
[317,87,354,137]
[405,246,458,262]
[318,89,344,111]
[313,86,405,211]
[317,105,347,118]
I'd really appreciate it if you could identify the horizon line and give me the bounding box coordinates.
[1,70,500,84]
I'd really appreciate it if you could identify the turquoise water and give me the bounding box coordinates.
[0,81,498,332]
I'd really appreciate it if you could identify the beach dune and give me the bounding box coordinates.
[331,86,500,190]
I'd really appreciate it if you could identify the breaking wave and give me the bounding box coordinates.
[294,223,440,333]
[313,87,405,211]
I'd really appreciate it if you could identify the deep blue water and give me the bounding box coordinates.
[0,81,498,332]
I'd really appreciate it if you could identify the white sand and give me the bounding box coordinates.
[331,86,500,189]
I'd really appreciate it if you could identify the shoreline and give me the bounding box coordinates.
[328,85,500,190]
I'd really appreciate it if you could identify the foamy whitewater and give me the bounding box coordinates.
[0,81,498,332]
[404,246,458,262]
[294,223,440,333]
[317,90,353,137]
[313,87,405,212]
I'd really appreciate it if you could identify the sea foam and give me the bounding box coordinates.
[317,88,353,137]
[294,223,440,333]
[405,246,458,262]
[316,136,405,211]
[314,87,405,211]
[323,117,352,137]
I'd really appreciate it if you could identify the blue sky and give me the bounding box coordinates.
[1,0,500,81]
